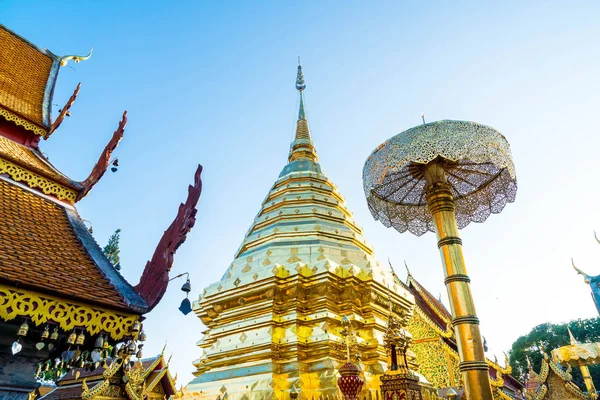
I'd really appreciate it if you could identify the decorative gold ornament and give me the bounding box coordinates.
[0,157,77,202]
[0,105,47,136]
[67,331,77,345]
[0,284,139,340]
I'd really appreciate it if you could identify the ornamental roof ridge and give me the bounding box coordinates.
[407,272,452,325]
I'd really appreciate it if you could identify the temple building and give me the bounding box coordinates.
[525,351,593,400]
[186,63,415,400]
[398,268,525,399]
[39,352,180,400]
[0,25,202,399]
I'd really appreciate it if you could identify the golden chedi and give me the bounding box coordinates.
[186,63,415,400]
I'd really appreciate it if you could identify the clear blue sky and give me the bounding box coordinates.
[4,0,600,385]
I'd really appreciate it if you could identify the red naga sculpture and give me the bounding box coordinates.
[77,110,127,201]
[135,164,203,310]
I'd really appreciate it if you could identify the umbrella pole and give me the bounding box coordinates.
[579,362,597,399]
[424,160,493,400]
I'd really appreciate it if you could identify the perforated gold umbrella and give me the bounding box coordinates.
[363,120,517,399]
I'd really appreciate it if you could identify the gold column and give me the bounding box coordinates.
[579,363,598,399]
[424,161,493,400]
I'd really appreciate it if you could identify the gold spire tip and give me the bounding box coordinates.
[567,327,578,345]
[296,59,306,92]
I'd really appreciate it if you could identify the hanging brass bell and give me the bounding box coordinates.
[41,325,50,339]
[75,331,85,345]
[50,326,59,341]
[102,335,110,349]
[126,341,137,355]
[131,320,141,333]
[17,320,29,336]
[67,331,77,345]
[94,335,104,349]
[139,331,147,342]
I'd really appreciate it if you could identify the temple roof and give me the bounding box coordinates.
[41,354,178,400]
[405,269,452,329]
[0,135,81,189]
[526,352,591,399]
[0,25,60,135]
[0,178,147,312]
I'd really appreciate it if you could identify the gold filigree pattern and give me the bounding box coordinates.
[363,120,517,236]
[0,284,138,339]
[0,105,47,136]
[82,378,110,400]
[0,157,77,201]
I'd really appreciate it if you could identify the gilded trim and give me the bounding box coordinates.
[0,284,139,340]
[82,378,110,400]
[0,105,47,136]
[0,156,77,202]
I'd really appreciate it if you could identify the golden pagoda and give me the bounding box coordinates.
[186,62,415,400]
[0,25,202,399]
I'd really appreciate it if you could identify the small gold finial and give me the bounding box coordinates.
[404,260,412,277]
[60,48,93,67]
[567,327,578,345]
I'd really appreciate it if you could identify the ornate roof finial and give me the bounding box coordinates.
[296,57,306,92]
[404,260,412,277]
[288,59,317,163]
[59,48,93,67]
[567,327,578,345]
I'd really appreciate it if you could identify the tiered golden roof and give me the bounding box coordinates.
[187,64,415,400]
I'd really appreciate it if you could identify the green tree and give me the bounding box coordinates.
[103,229,121,270]
[509,317,600,391]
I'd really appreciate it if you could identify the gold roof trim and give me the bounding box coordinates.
[0,156,77,202]
[0,283,139,340]
[0,105,47,136]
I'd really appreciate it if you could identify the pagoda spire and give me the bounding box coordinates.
[289,58,318,163]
